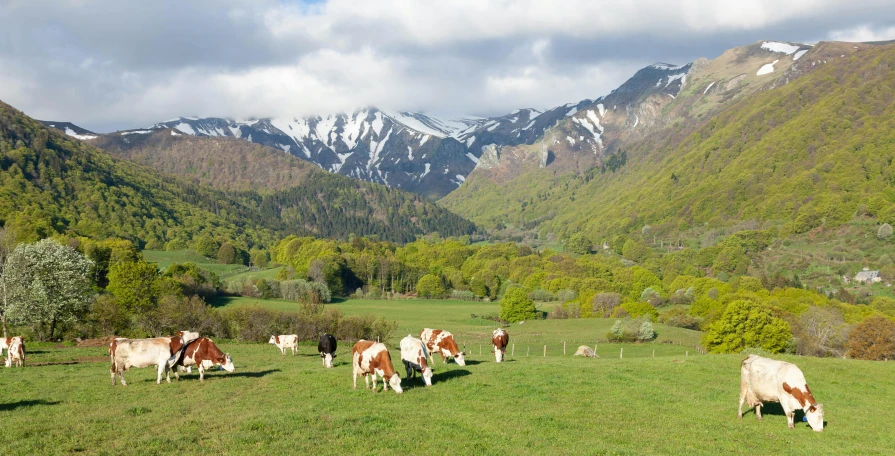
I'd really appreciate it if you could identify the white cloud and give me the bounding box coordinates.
[828,24,895,42]
[2,0,895,131]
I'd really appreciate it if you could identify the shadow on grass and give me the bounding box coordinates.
[222,369,281,379]
[0,399,61,411]
[432,369,471,383]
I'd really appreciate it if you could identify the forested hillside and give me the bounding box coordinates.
[89,129,477,243]
[442,44,895,245]
[0,101,476,249]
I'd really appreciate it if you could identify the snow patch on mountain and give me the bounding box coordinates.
[65,127,97,140]
[757,60,779,76]
[761,41,800,54]
[793,49,808,60]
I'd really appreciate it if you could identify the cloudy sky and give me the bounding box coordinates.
[2,0,895,132]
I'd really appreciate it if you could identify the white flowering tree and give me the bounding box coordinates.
[4,238,93,340]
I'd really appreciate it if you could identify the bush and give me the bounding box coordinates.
[846,316,895,360]
[878,223,894,240]
[417,274,446,298]
[280,279,331,304]
[702,300,792,354]
[617,300,659,320]
[638,320,657,341]
[450,289,477,301]
[500,288,536,323]
[592,292,622,317]
[606,317,656,342]
[556,289,578,302]
[658,307,702,330]
[528,289,555,302]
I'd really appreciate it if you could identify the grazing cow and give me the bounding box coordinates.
[268,334,299,356]
[318,333,337,368]
[4,337,24,368]
[110,337,181,385]
[738,355,824,431]
[491,328,509,363]
[352,340,402,394]
[170,337,234,382]
[400,335,433,386]
[420,328,466,366]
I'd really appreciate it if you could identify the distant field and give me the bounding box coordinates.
[142,250,251,277]
[222,266,285,283]
[213,297,704,355]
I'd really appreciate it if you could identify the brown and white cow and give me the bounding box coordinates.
[738,355,824,431]
[400,335,432,386]
[491,328,509,363]
[420,328,465,366]
[352,340,402,394]
[4,336,24,368]
[170,337,234,382]
[109,337,182,385]
[268,334,299,356]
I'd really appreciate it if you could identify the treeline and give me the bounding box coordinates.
[269,231,895,359]
[0,101,477,251]
[0,232,394,343]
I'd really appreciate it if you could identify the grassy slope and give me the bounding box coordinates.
[142,250,249,277]
[442,44,895,242]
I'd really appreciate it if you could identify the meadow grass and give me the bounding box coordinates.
[142,250,248,277]
[3,300,895,454]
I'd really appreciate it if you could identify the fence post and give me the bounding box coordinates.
[686,351,689,357]
[527,346,530,357]
[543,345,546,357]
[480,344,482,356]
[620,348,623,359]
[652,349,655,358]
[511,343,515,356]
[563,341,566,355]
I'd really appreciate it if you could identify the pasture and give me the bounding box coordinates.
[3,300,895,454]
[142,250,250,277]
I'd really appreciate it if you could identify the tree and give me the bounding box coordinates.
[251,250,270,268]
[622,239,651,263]
[416,274,445,298]
[878,223,893,240]
[797,306,846,357]
[4,239,93,340]
[0,227,17,338]
[846,316,895,360]
[500,288,536,323]
[107,259,161,313]
[566,233,592,255]
[217,242,237,265]
[194,235,220,258]
[702,299,792,354]
[592,292,622,317]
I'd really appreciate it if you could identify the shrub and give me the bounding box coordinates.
[500,288,536,323]
[846,316,895,360]
[556,289,578,302]
[528,289,555,302]
[702,300,792,354]
[618,300,659,320]
[606,317,655,342]
[659,306,702,330]
[592,292,622,317]
[638,320,657,341]
[450,289,476,301]
[878,223,894,240]
[417,274,446,298]
[281,279,331,304]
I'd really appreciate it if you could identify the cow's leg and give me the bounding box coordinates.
[738,390,746,418]
[110,363,117,386]
[364,373,371,390]
[372,373,378,391]
[353,370,358,389]
[787,411,795,429]
[199,365,206,382]
[382,374,389,392]
[119,368,128,386]
[755,404,762,421]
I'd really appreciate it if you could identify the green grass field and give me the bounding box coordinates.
[142,250,260,278]
[3,299,894,454]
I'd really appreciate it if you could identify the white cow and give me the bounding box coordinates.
[109,337,180,386]
[352,340,402,394]
[269,334,299,356]
[400,335,433,386]
[4,336,24,368]
[738,355,824,431]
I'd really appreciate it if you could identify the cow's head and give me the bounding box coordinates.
[323,353,334,368]
[806,404,824,432]
[268,336,278,345]
[389,373,403,394]
[421,367,433,387]
[220,354,235,372]
[454,351,466,366]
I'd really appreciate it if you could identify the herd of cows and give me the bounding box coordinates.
[2,326,825,432]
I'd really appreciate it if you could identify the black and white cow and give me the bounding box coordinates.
[318,333,337,368]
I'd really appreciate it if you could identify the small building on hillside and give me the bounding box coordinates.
[854,268,882,284]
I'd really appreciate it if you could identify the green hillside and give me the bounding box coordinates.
[0,102,476,247]
[442,44,895,245]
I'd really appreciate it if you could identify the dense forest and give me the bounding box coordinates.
[0,101,476,249]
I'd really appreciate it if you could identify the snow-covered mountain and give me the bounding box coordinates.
[138,106,587,198]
